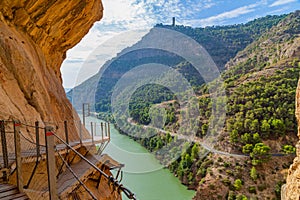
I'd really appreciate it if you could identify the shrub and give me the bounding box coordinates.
[209,184,216,190]
[250,166,258,181]
[227,191,235,200]
[242,144,253,154]
[282,145,296,154]
[249,186,257,194]
[234,179,243,191]
[275,181,284,198]
[224,162,231,167]
[222,178,231,186]
[250,143,271,165]
[236,194,248,200]
[226,170,234,176]
[258,184,267,191]
[199,178,206,185]
[230,129,239,143]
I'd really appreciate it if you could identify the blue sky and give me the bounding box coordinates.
[61,0,300,88]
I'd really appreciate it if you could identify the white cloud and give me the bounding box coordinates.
[100,0,218,28]
[185,2,261,27]
[265,6,291,14]
[64,0,291,88]
[61,0,217,88]
[100,0,157,30]
[269,0,297,7]
[61,28,150,88]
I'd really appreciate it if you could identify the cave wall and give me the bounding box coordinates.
[0,0,103,141]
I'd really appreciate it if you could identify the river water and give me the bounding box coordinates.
[84,116,195,200]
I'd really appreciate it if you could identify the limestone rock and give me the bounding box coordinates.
[0,0,103,142]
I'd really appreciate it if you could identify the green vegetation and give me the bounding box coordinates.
[250,167,258,181]
[69,13,286,118]
[224,66,300,166]
[248,186,256,194]
[69,11,300,200]
[236,194,248,200]
[234,179,243,191]
[275,181,284,198]
[250,143,271,165]
[129,84,175,124]
[157,14,286,70]
[282,144,296,154]
[134,11,299,199]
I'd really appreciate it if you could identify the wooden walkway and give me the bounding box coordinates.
[0,184,29,200]
[58,153,123,198]
[0,120,122,199]
[0,137,109,167]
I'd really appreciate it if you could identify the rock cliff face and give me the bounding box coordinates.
[0,0,102,141]
[283,79,300,199]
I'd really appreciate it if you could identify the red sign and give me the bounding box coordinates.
[46,132,53,136]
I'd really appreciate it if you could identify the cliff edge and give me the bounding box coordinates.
[0,0,102,141]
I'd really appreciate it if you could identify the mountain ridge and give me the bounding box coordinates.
[69,11,300,199]
[68,13,286,114]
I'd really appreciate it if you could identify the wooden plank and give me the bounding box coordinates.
[57,153,124,198]
[0,192,28,200]
[0,188,18,198]
[57,156,93,195]
[14,195,29,200]
[99,154,124,169]
[57,154,106,196]
[0,184,16,193]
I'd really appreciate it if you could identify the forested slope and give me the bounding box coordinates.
[68,14,285,115]
[68,11,300,199]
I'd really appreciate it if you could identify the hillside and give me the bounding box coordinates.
[151,10,299,197]
[69,11,300,199]
[191,11,300,199]
[157,14,286,70]
[68,14,285,113]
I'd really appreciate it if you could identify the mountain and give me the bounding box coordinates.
[68,14,285,116]
[190,10,300,199]
[68,11,300,199]
[64,88,72,93]
[120,11,300,199]
[133,11,300,199]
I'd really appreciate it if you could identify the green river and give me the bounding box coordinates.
[85,116,195,200]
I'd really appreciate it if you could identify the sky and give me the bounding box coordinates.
[61,0,300,88]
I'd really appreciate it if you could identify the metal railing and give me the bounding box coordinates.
[0,120,49,199]
[0,119,135,200]
[50,130,136,199]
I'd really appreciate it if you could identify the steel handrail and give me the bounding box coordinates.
[52,132,136,200]
[55,147,97,200]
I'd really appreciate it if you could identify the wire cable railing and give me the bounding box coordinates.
[52,131,136,200]
[55,146,98,200]
[0,120,49,199]
[0,119,136,200]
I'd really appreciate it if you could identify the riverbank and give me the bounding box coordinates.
[84,116,195,200]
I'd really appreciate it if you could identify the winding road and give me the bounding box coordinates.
[135,121,290,158]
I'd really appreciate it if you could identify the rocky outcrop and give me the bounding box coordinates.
[283,78,300,199]
[0,0,103,141]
